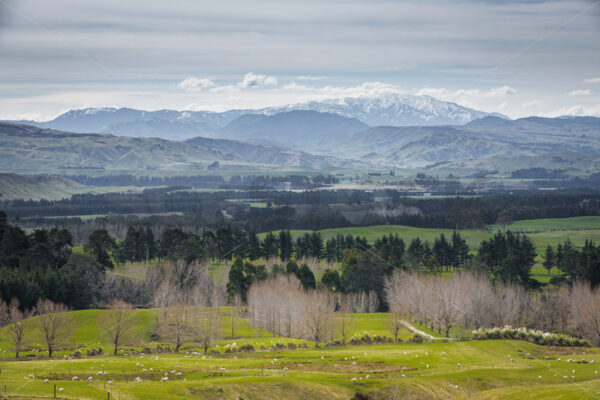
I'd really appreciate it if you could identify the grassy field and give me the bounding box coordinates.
[260,216,600,251]
[1,308,599,399]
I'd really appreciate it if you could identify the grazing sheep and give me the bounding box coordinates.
[59,388,64,392]
[350,378,357,382]
[44,379,49,384]
[72,376,79,381]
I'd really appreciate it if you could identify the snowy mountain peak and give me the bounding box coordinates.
[260,93,506,126]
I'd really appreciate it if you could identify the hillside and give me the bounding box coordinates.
[334,116,600,169]
[0,122,365,174]
[0,122,237,173]
[185,136,367,168]
[1,310,599,399]
[0,173,87,201]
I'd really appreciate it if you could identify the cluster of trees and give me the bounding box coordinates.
[544,240,600,286]
[226,257,318,304]
[384,270,600,345]
[0,211,107,309]
[0,298,69,358]
[478,231,537,287]
[247,275,335,347]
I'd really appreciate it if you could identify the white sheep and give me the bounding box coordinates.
[72,376,79,381]
[350,378,357,382]
[44,379,49,384]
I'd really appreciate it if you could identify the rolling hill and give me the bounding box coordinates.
[0,173,88,201]
[0,122,365,174]
[333,116,600,169]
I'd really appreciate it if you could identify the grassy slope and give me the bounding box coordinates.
[0,310,416,358]
[0,173,86,201]
[1,334,599,399]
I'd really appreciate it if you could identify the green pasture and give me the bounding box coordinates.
[1,335,599,399]
[260,216,600,250]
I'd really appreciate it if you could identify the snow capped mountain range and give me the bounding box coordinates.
[7,93,507,141]
[265,94,506,126]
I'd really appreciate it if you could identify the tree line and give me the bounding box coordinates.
[6,190,600,239]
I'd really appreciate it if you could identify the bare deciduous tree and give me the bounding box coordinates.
[35,299,69,358]
[159,302,194,352]
[7,299,30,358]
[102,299,134,355]
[570,282,600,346]
[248,275,334,347]
[0,299,8,327]
[196,309,221,353]
[302,290,334,347]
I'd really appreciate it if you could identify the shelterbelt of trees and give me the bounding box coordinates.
[5,189,600,243]
[2,209,600,313]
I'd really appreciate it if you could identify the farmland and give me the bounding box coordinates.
[1,309,600,399]
[260,216,600,250]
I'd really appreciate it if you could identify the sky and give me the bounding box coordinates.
[0,0,599,121]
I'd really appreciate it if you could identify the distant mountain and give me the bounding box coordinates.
[333,116,600,168]
[268,94,507,126]
[0,122,365,173]
[6,94,505,141]
[220,110,369,144]
[104,117,216,140]
[8,108,248,140]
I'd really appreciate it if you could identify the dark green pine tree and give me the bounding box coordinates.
[246,231,262,260]
[279,230,293,261]
[543,244,555,276]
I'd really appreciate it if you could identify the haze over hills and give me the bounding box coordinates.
[331,116,600,168]
[1,114,599,176]
[5,94,505,141]
[0,122,368,173]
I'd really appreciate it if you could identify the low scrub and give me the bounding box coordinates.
[472,326,590,347]
[348,332,393,345]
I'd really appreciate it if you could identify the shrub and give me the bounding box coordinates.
[272,342,286,350]
[287,343,297,350]
[239,344,255,352]
[472,326,589,347]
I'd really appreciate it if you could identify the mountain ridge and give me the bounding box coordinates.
[4,94,506,141]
